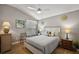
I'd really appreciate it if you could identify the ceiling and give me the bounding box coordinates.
[9,4,79,20]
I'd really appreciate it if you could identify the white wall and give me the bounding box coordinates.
[0,5,37,42]
[0,5,3,29]
[41,10,79,45]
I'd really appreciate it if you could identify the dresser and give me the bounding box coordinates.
[0,33,12,53]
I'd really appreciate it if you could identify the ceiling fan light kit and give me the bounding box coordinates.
[37,8,42,14]
[27,6,42,14]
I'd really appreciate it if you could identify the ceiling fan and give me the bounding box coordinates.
[27,6,42,14]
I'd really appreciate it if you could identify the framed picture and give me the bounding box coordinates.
[16,19,25,28]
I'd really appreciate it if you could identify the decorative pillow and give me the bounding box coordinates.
[48,32,51,36]
[41,30,48,36]
[52,32,56,36]
[47,32,60,37]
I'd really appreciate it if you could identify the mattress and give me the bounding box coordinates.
[26,35,60,53]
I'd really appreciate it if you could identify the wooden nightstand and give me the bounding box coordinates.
[60,39,75,51]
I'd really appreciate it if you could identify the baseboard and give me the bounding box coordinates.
[12,41,20,45]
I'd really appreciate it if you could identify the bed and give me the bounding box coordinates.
[24,26,61,54]
[24,35,60,54]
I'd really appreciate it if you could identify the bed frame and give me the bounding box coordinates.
[24,42,43,54]
[24,26,61,54]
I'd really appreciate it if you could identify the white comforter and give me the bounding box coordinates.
[26,35,60,54]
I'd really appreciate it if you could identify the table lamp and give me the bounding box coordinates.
[65,27,71,40]
[2,21,10,33]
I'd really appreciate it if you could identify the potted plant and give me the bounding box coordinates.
[74,40,79,51]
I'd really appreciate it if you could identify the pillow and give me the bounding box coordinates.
[47,32,60,37]
[47,32,51,37]
[41,30,48,36]
[52,32,56,36]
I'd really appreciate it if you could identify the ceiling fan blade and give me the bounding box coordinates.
[43,9,50,11]
[27,7,37,11]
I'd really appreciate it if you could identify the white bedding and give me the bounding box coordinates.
[26,35,60,54]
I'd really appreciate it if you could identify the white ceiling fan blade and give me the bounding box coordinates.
[43,9,50,11]
[27,7,37,11]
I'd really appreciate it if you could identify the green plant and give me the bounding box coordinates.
[74,40,79,49]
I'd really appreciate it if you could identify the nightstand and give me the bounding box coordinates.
[60,39,75,51]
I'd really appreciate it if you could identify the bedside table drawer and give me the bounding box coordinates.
[61,39,73,50]
[63,43,71,46]
[63,42,72,45]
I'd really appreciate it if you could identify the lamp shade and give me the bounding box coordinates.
[2,21,10,28]
[65,28,71,33]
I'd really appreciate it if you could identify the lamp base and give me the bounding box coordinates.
[66,33,69,40]
[3,28,9,33]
